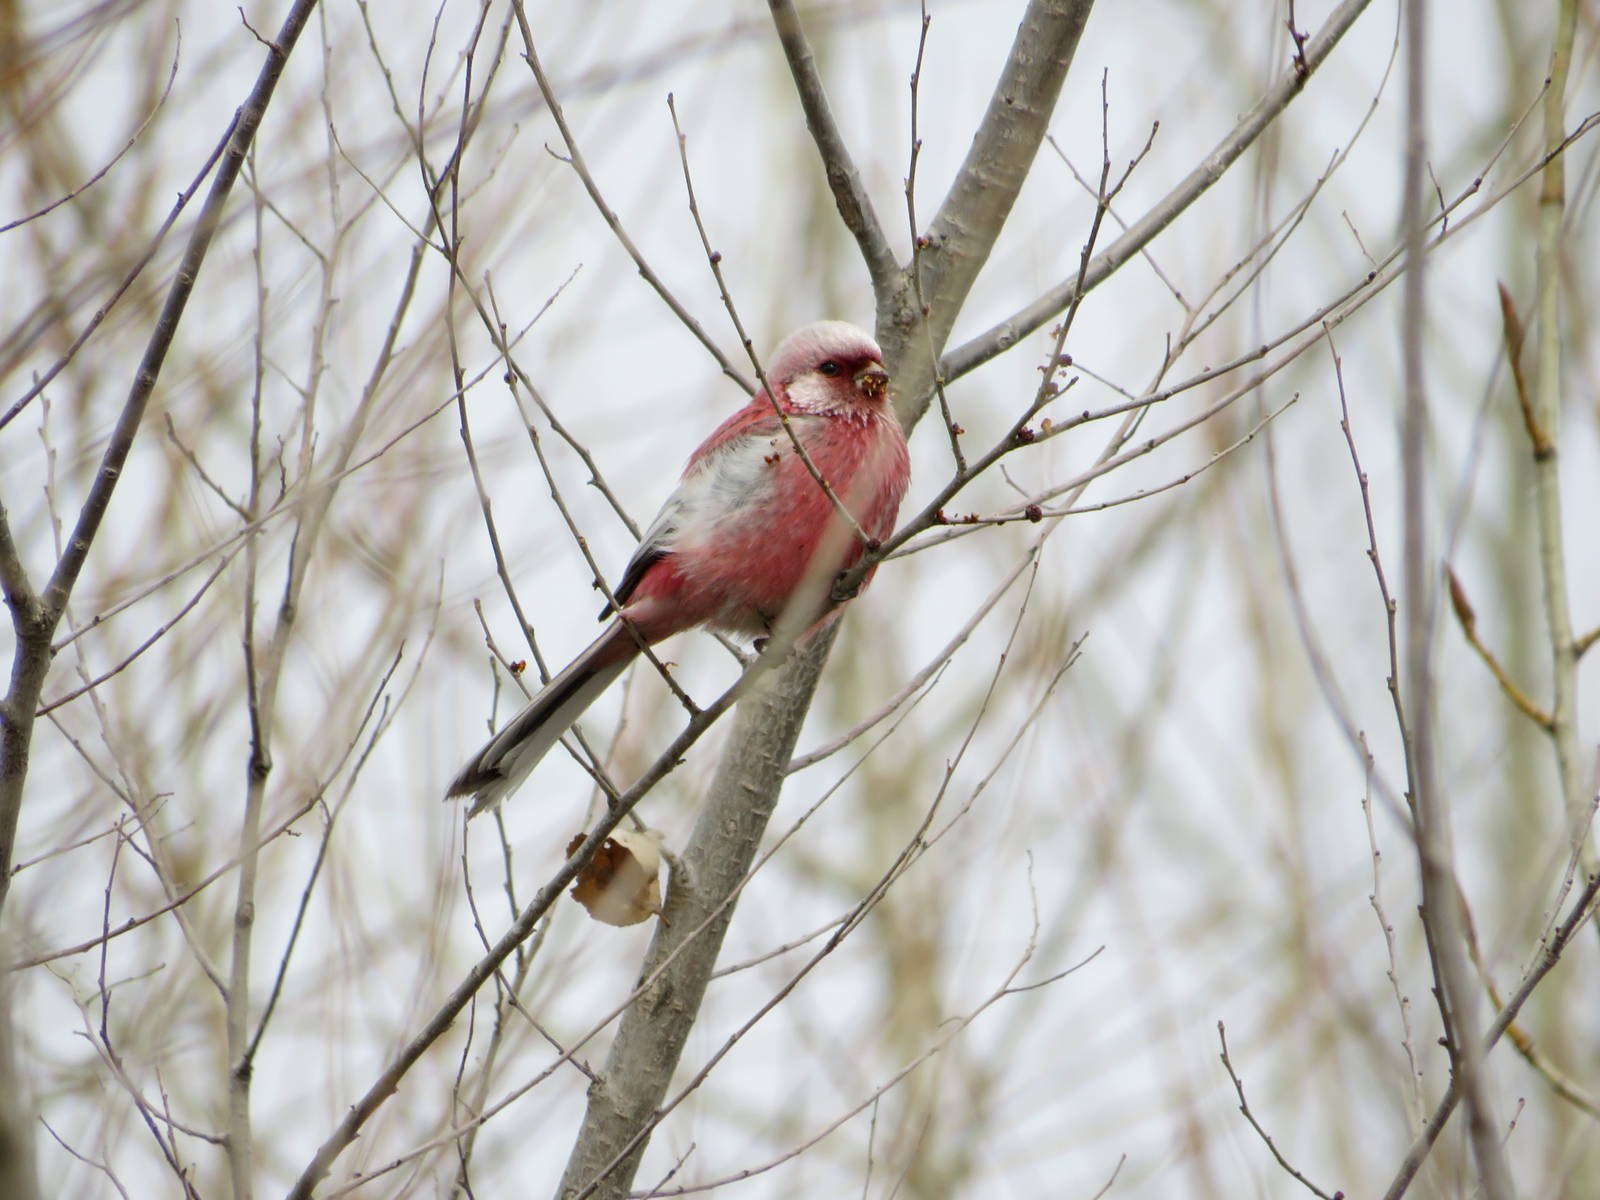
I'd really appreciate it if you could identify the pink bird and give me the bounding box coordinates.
[448,320,911,814]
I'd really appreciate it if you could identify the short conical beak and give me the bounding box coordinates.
[855,364,889,399]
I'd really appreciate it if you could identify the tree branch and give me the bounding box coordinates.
[767,0,899,292]
[938,0,1375,386]
[0,972,38,1200]
[1528,0,1586,850]
[0,0,325,922]
[1397,1,1512,1194]
[509,0,756,394]
[555,4,1096,1195]
[555,633,834,1199]
[1382,868,1600,1199]
[915,0,1093,354]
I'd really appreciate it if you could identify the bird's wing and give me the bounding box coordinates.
[605,540,667,616]
[601,401,785,617]
[681,397,785,471]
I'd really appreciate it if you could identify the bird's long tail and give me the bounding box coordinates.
[447,622,637,816]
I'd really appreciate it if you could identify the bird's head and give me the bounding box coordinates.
[767,320,891,416]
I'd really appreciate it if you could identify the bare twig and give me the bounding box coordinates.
[1357,735,1425,1130]
[1526,0,1587,853]
[36,550,240,716]
[1464,889,1600,1122]
[0,28,181,235]
[767,0,898,290]
[1382,869,1600,1199]
[787,548,1036,772]
[904,0,965,474]
[1217,1022,1343,1200]
[1329,331,1413,820]
[39,1118,126,1200]
[0,112,234,437]
[1576,625,1600,659]
[908,0,1095,375]
[940,0,1374,385]
[508,0,755,393]
[0,0,325,926]
[1444,565,1553,728]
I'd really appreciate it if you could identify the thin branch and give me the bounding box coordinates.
[163,413,251,519]
[1381,870,1600,1199]
[787,548,1036,773]
[247,644,409,1063]
[36,549,240,716]
[0,109,236,437]
[910,0,1095,370]
[903,1,964,474]
[0,26,181,234]
[1049,132,1185,307]
[1444,566,1553,728]
[0,0,326,925]
[1464,892,1600,1123]
[1576,624,1600,659]
[767,0,898,290]
[508,0,754,393]
[1527,0,1587,852]
[1360,734,1425,1129]
[891,352,1294,561]
[1217,1022,1343,1200]
[38,1118,127,1200]
[940,0,1375,383]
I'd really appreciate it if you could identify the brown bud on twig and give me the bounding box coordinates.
[1446,567,1475,634]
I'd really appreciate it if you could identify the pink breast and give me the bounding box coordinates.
[631,414,907,638]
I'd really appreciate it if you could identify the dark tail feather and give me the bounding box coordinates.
[447,622,636,815]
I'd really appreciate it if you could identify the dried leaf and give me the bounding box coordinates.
[563,828,663,927]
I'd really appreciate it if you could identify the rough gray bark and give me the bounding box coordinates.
[555,631,835,1199]
[555,3,1096,1196]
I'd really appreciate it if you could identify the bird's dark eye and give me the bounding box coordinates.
[818,360,840,376]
